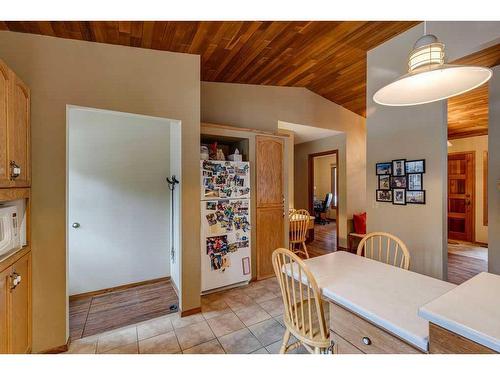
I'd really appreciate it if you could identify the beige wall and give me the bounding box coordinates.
[295,134,348,246]
[367,24,449,280]
[448,136,488,244]
[313,155,337,219]
[489,66,500,274]
[0,31,201,352]
[201,81,366,248]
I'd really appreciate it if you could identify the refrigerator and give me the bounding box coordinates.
[200,160,251,292]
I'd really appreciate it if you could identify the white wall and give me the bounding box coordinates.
[68,107,172,295]
[489,66,500,274]
[448,136,488,244]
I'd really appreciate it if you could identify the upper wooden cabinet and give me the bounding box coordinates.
[0,59,31,188]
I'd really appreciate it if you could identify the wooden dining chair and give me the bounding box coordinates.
[272,248,331,354]
[289,209,310,259]
[356,232,410,270]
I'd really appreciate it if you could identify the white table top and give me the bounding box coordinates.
[418,272,500,352]
[298,252,455,352]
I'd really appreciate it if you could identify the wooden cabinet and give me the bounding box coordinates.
[255,136,285,279]
[0,60,9,187]
[0,59,31,188]
[0,250,32,354]
[0,266,10,353]
[429,323,496,354]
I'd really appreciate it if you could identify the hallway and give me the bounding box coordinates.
[307,222,337,258]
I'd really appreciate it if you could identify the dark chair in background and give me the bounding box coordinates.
[314,193,333,225]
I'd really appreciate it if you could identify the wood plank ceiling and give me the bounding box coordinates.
[0,21,419,117]
[447,43,500,139]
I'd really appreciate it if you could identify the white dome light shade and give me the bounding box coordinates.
[373,64,492,106]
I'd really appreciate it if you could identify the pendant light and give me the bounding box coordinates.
[373,23,493,106]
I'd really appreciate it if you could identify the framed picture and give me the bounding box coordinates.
[393,188,406,205]
[379,175,390,190]
[376,189,393,202]
[392,159,406,176]
[406,159,425,174]
[376,162,392,175]
[407,190,426,204]
[408,173,423,191]
[390,176,407,189]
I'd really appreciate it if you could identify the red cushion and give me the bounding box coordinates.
[353,212,366,235]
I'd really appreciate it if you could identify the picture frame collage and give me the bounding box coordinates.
[376,159,426,205]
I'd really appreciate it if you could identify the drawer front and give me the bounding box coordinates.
[331,331,364,354]
[329,302,421,354]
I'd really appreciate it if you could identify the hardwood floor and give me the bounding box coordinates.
[447,252,488,285]
[307,221,337,258]
[69,279,179,340]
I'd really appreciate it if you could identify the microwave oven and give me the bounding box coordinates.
[0,205,21,257]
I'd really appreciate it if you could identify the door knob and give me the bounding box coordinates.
[72,222,80,228]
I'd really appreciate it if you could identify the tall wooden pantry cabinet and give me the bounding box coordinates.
[0,58,32,354]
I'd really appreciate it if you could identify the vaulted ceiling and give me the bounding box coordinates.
[0,21,419,117]
[447,43,500,139]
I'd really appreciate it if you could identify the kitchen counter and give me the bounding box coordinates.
[419,272,500,352]
[293,251,455,352]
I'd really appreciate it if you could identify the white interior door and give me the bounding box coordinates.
[68,107,171,295]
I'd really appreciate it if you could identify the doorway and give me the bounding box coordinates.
[66,106,181,340]
[446,82,489,284]
[307,150,339,257]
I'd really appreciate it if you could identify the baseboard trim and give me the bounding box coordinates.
[170,279,180,299]
[39,337,71,354]
[69,276,171,301]
[180,307,201,317]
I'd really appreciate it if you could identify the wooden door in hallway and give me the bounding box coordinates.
[448,152,475,242]
[256,136,284,279]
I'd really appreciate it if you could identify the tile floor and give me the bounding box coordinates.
[66,277,309,354]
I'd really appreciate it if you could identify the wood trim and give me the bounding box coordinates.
[483,150,488,226]
[180,306,202,318]
[308,149,339,250]
[201,122,289,137]
[69,276,171,301]
[448,129,488,140]
[429,323,496,354]
[38,337,71,354]
[0,187,30,202]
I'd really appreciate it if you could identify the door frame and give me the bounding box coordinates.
[447,151,476,243]
[308,149,339,250]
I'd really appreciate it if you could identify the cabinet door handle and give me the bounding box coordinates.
[10,160,21,180]
[10,272,20,290]
[362,336,372,346]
